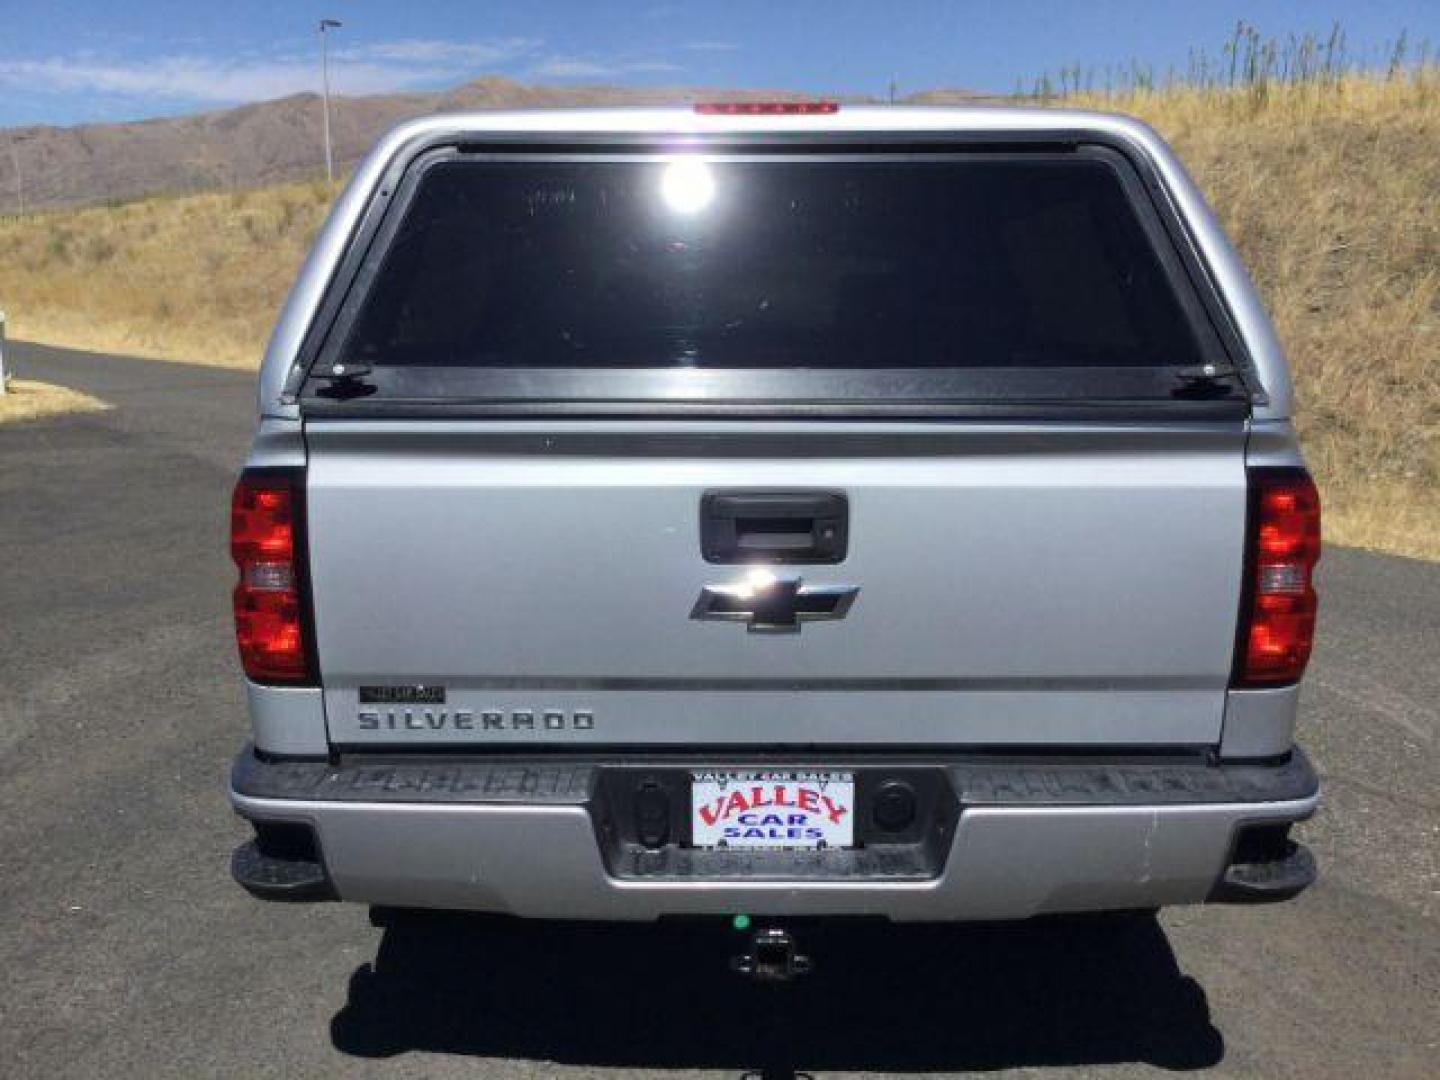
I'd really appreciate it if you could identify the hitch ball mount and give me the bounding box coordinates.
[731,927,812,982]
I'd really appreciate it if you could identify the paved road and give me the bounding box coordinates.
[1,341,1436,1079]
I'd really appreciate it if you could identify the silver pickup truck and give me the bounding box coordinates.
[227,104,1321,968]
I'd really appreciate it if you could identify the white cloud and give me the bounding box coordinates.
[0,56,313,103]
[529,56,682,80]
[528,57,611,79]
[0,38,543,106]
[336,38,541,66]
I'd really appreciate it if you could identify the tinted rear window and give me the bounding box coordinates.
[333,154,1214,376]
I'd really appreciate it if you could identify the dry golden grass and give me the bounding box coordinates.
[0,75,1434,556]
[0,180,335,368]
[0,379,110,424]
[1079,75,1439,560]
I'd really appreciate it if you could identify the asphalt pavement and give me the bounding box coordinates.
[1,341,1436,1079]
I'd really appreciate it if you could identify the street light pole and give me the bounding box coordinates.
[318,18,343,184]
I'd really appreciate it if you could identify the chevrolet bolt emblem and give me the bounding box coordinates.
[691,570,859,633]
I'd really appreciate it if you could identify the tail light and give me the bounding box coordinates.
[1235,468,1321,685]
[231,470,314,683]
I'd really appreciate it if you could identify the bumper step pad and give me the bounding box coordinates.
[231,837,337,903]
[1211,841,1317,903]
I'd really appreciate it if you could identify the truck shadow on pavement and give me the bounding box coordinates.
[331,911,1223,1074]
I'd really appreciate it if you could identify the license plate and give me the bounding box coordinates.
[691,770,855,850]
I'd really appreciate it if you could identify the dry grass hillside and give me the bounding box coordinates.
[0,74,1435,558]
[1102,76,1438,560]
[0,180,333,366]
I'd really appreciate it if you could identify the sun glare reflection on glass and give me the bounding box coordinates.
[660,157,716,214]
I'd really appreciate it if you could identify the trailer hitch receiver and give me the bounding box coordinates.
[731,927,812,982]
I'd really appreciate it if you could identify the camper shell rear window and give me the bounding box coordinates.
[301,143,1245,414]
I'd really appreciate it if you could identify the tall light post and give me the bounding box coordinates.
[318,18,343,183]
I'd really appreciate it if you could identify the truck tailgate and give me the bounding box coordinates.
[305,420,1247,748]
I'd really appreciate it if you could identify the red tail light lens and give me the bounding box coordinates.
[231,471,313,683]
[1236,468,1321,685]
[694,101,839,115]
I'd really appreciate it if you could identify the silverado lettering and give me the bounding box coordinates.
[356,710,595,731]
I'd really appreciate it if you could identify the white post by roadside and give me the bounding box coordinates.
[0,309,9,395]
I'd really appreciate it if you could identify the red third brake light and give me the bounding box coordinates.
[694,101,840,115]
[231,471,313,683]
[1236,468,1321,685]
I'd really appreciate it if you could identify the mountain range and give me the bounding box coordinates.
[1,76,990,211]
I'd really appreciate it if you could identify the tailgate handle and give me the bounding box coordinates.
[700,492,848,564]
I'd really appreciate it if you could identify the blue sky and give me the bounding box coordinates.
[1,0,1436,127]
